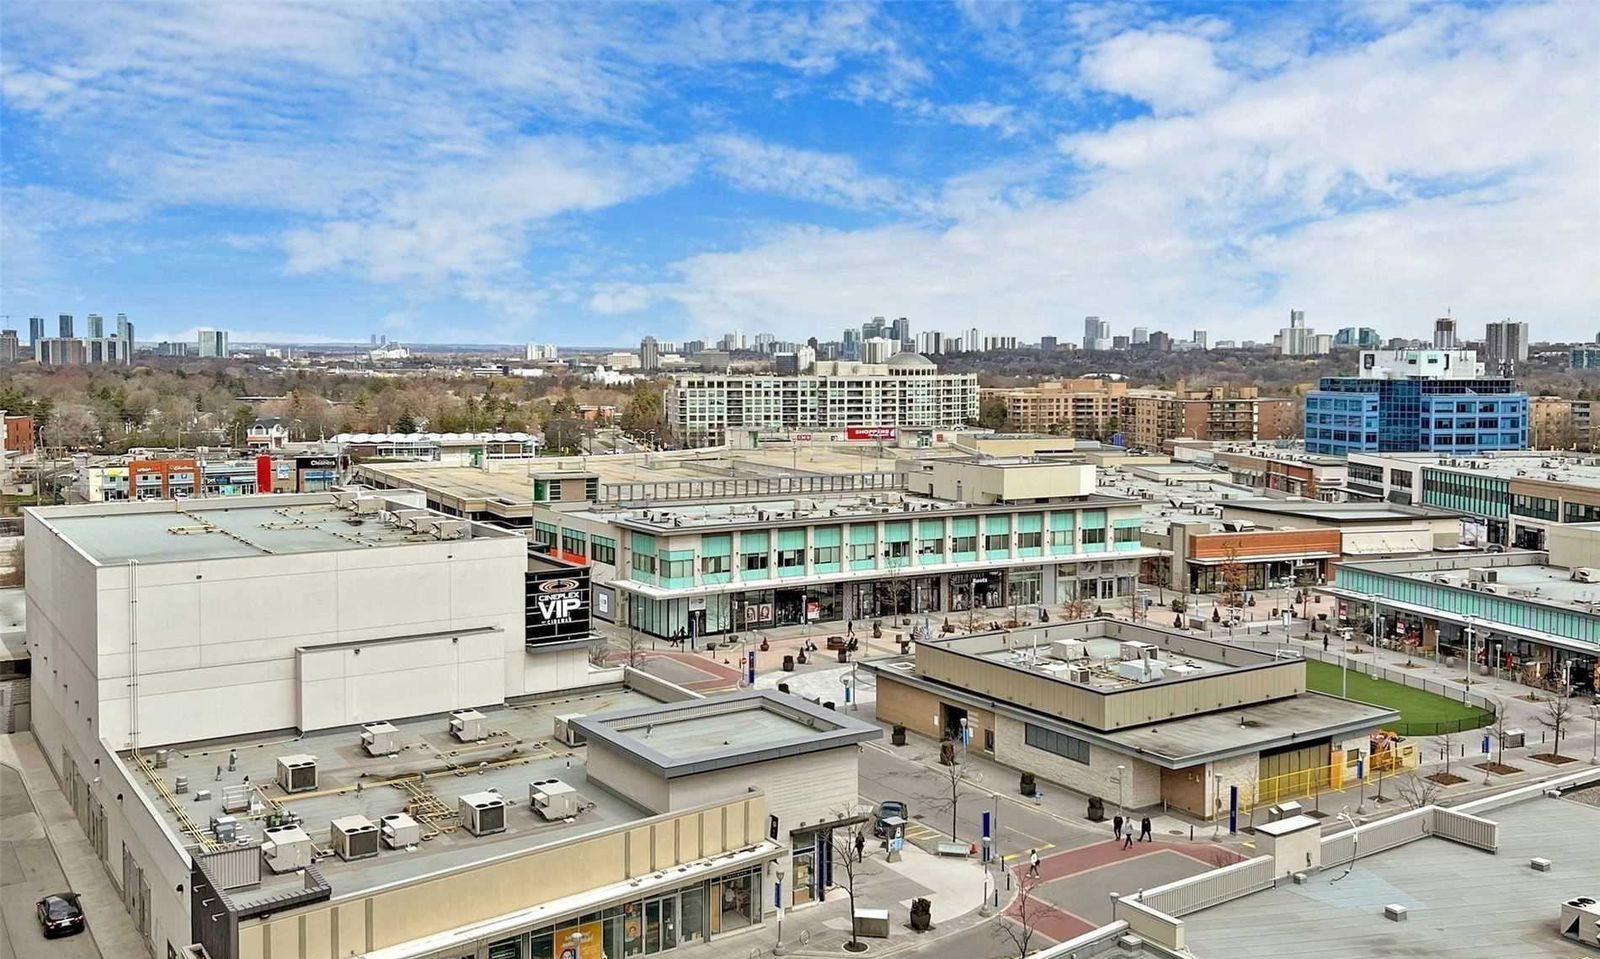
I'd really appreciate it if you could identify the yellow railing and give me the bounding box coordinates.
[1237,744,1420,812]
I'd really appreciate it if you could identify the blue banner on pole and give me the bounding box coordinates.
[981,811,992,862]
[746,650,756,685]
[1229,785,1238,835]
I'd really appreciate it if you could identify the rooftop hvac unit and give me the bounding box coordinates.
[354,497,382,515]
[529,779,579,820]
[1119,641,1160,662]
[1050,639,1087,662]
[360,721,401,757]
[1560,897,1600,945]
[430,519,468,540]
[449,709,488,743]
[1166,662,1206,677]
[554,714,587,747]
[261,824,313,873]
[459,791,507,836]
[1066,666,1093,684]
[379,813,421,849]
[392,508,428,529]
[1573,568,1600,583]
[333,490,358,509]
[276,755,318,794]
[1117,659,1166,683]
[1468,568,1498,583]
[209,815,239,843]
[330,815,380,861]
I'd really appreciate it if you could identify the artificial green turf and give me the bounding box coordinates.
[1304,659,1494,729]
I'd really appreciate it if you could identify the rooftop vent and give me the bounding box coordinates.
[261,824,313,873]
[449,709,488,743]
[360,721,401,757]
[529,779,579,820]
[379,813,421,849]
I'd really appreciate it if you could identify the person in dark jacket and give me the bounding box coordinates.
[1113,815,1124,840]
[1139,816,1153,842]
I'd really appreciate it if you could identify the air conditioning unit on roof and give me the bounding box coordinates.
[379,813,420,849]
[261,824,313,873]
[360,721,401,757]
[276,755,317,794]
[459,791,507,836]
[331,815,380,861]
[449,709,487,742]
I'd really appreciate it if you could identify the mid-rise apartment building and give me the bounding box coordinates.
[666,353,978,447]
[982,379,1293,447]
[1304,349,1528,455]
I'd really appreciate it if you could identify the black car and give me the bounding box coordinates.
[872,800,907,837]
[36,893,85,938]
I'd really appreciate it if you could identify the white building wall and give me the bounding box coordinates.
[1208,753,1258,821]
[83,535,526,748]
[993,714,1161,809]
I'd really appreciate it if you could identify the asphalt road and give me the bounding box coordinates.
[0,765,101,959]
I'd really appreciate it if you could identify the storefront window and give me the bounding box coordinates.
[793,850,815,905]
[1008,568,1042,606]
[712,869,760,934]
[681,884,706,944]
[489,935,524,959]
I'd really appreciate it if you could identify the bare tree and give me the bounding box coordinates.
[929,743,982,842]
[1489,698,1512,766]
[618,621,650,668]
[1432,732,1459,776]
[1394,771,1444,809]
[991,871,1047,959]
[823,804,877,953]
[1062,595,1093,622]
[1540,696,1574,758]
[1217,545,1246,615]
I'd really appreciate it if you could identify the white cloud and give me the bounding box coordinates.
[701,134,911,211]
[662,2,1600,342]
[588,285,658,315]
[1079,30,1235,114]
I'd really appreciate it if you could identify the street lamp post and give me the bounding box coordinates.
[1463,617,1478,691]
[1339,626,1352,699]
[1115,764,1125,821]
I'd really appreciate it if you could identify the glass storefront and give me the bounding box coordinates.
[478,868,755,959]
[949,571,1005,611]
[853,575,941,619]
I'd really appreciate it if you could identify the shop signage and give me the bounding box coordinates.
[846,427,897,440]
[526,565,591,645]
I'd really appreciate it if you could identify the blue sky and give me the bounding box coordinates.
[2,1,1596,346]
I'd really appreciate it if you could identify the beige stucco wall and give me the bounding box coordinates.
[993,714,1160,809]
[237,794,765,959]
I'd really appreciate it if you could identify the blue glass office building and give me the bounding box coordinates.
[1304,377,1528,455]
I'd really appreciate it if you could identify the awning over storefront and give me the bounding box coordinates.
[1189,551,1337,565]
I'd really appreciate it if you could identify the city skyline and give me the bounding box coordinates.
[3,2,1596,346]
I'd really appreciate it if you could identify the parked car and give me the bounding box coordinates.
[872,799,907,837]
[36,893,85,938]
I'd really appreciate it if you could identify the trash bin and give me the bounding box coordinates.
[782,655,795,672]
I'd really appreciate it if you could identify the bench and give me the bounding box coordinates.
[936,841,970,857]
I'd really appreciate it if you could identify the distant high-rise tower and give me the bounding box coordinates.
[115,313,134,349]
[28,316,45,347]
[1483,320,1528,371]
[1433,317,1457,349]
[0,330,19,364]
[58,314,74,338]
[197,329,229,358]
[86,314,104,338]
[1192,330,1207,350]
[1082,316,1111,351]
[1131,327,1149,346]
[639,336,660,372]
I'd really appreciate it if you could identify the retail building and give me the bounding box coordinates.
[529,458,1159,641]
[866,619,1397,818]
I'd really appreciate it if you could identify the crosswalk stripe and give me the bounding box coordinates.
[1000,843,1055,861]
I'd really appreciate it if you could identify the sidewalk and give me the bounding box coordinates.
[694,843,1009,959]
[0,732,144,959]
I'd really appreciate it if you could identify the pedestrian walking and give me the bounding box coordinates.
[1139,817,1153,842]
[1112,814,1123,840]
[1028,849,1040,878]
[847,620,855,637]
[1323,636,1329,652]
[1122,829,1134,850]
[854,831,865,862]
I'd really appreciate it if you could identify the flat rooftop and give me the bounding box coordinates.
[31,494,509,565]
[1182,793,1600,959]
[573,691,882,777]
[1099,692,1396,764]
[128,687,663,898]
[1337,553,1600,617]
[1221,500,1459,523]
[1358,451,1600,486]
[975,635,1236,689]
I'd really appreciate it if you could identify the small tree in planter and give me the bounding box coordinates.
[1020,771,1037,797]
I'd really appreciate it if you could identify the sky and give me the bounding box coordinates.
[2,1,1597,347]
